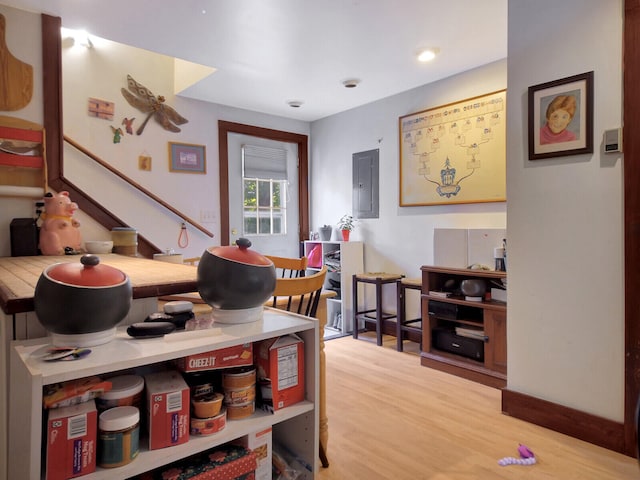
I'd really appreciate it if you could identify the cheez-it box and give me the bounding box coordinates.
[46,399,97,480]
[255,334,304,412]
[175,343,253,372]
[144,370,190,450]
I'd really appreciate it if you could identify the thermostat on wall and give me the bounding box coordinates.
[604,128,622,153]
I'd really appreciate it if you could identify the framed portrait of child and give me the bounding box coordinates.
[528,71,594,160]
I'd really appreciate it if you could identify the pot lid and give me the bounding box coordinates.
[45,254,128,287]
[207,238,272,266]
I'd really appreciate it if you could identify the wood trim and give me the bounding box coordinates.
[217,120,309,246]
[502,388,625,454]
[624,0,640,457]
[41,14,62,190]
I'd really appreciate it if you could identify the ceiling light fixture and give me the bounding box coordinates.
[417,47,439,62]
[343,79,360,88]
[287,100,304,108]
[61,28,93,48]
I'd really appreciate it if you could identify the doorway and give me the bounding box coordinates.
[217,121,309,249]
[227,133,299,256]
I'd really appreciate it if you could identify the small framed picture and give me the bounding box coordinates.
[528,71,594,160]
[169,142,206,173]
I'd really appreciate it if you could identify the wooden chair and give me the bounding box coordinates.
[183,256,200,266]
[270,265,326,319]
[269,265,330,468]
[265,255,307,278]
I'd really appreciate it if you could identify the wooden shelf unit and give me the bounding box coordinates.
[8,310,319,479]
[303,241,363,337]
[0,115,46,198]
[420,266,507,388]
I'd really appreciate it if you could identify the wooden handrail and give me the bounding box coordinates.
[64,135,214,238]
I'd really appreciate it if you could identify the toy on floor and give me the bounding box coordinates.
[498,444,536,466]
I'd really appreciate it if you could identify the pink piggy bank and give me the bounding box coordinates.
[38,191,82,255]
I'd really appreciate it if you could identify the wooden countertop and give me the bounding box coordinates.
[0,254,198,314]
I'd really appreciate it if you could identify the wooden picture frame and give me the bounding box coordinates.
[528,71,594,160]
[399,90,506,207]
[169,142,206,173]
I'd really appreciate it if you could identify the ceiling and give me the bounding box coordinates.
[5,0,508,122]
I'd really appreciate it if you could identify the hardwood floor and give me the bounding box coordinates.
[317,333,638,479]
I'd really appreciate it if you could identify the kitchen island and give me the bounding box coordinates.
[0,253,198,480]
[0,253,330,479]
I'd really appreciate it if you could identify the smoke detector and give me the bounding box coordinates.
[342,79,360,88]
[287,100,304,108]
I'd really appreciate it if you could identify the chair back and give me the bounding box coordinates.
[265,255,308,278]
[271,266,327,318]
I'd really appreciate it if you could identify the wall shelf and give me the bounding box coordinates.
[0,116,46,198]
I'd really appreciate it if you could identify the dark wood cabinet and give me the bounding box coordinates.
[421,266,507,388]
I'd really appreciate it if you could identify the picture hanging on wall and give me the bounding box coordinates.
[528,71,594,160]
[399,90,506,207]
[169,142,206,174]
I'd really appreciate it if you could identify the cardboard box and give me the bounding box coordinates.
[235,427,272,480]
[176,343,253,372]
[144,370,190,450]
[142,444,257,480]
[255,335,304,412]
[45,399,97,480]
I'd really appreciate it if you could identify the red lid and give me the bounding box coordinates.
[46,254,128,287]
[207,238,272,266]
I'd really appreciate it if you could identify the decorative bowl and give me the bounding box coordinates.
[34,254,132,346]
[460,279,486,298]
[197,238,276,311]
[85,240,114,254]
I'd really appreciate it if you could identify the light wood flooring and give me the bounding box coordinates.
[317,333,638,479]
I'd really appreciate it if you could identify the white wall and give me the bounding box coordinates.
[310,60,507,283]
[506,0,624,421]
[61,35,309,260]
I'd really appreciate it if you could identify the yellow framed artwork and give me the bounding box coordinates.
[399,90,506,206]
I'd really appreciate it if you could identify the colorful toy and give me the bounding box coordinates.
[110,125,123,143]
[38,191,82,255]
[498,444,536,466]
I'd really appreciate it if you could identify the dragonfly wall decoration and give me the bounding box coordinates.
[120,75,188,135]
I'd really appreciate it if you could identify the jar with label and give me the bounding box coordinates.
[96,374,144,413]
[111,227,138,256]
[98,406,140,468]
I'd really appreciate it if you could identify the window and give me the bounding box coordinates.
[242,145,288,236]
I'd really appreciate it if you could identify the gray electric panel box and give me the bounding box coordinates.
[352,149,379,219]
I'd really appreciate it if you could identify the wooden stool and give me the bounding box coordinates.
[396,277,422,352]
[352,272,404,346]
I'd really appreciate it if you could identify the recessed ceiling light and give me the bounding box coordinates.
[287,100,303,108]
[417,48,439,62]
[343,79,360,88]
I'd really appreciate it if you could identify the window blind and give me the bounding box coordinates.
[242,144,287,180]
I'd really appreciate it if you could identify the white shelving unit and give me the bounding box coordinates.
[9,310,318,480]
[303,241,363,337]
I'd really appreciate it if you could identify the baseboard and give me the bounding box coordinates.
[501,388,627,455]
